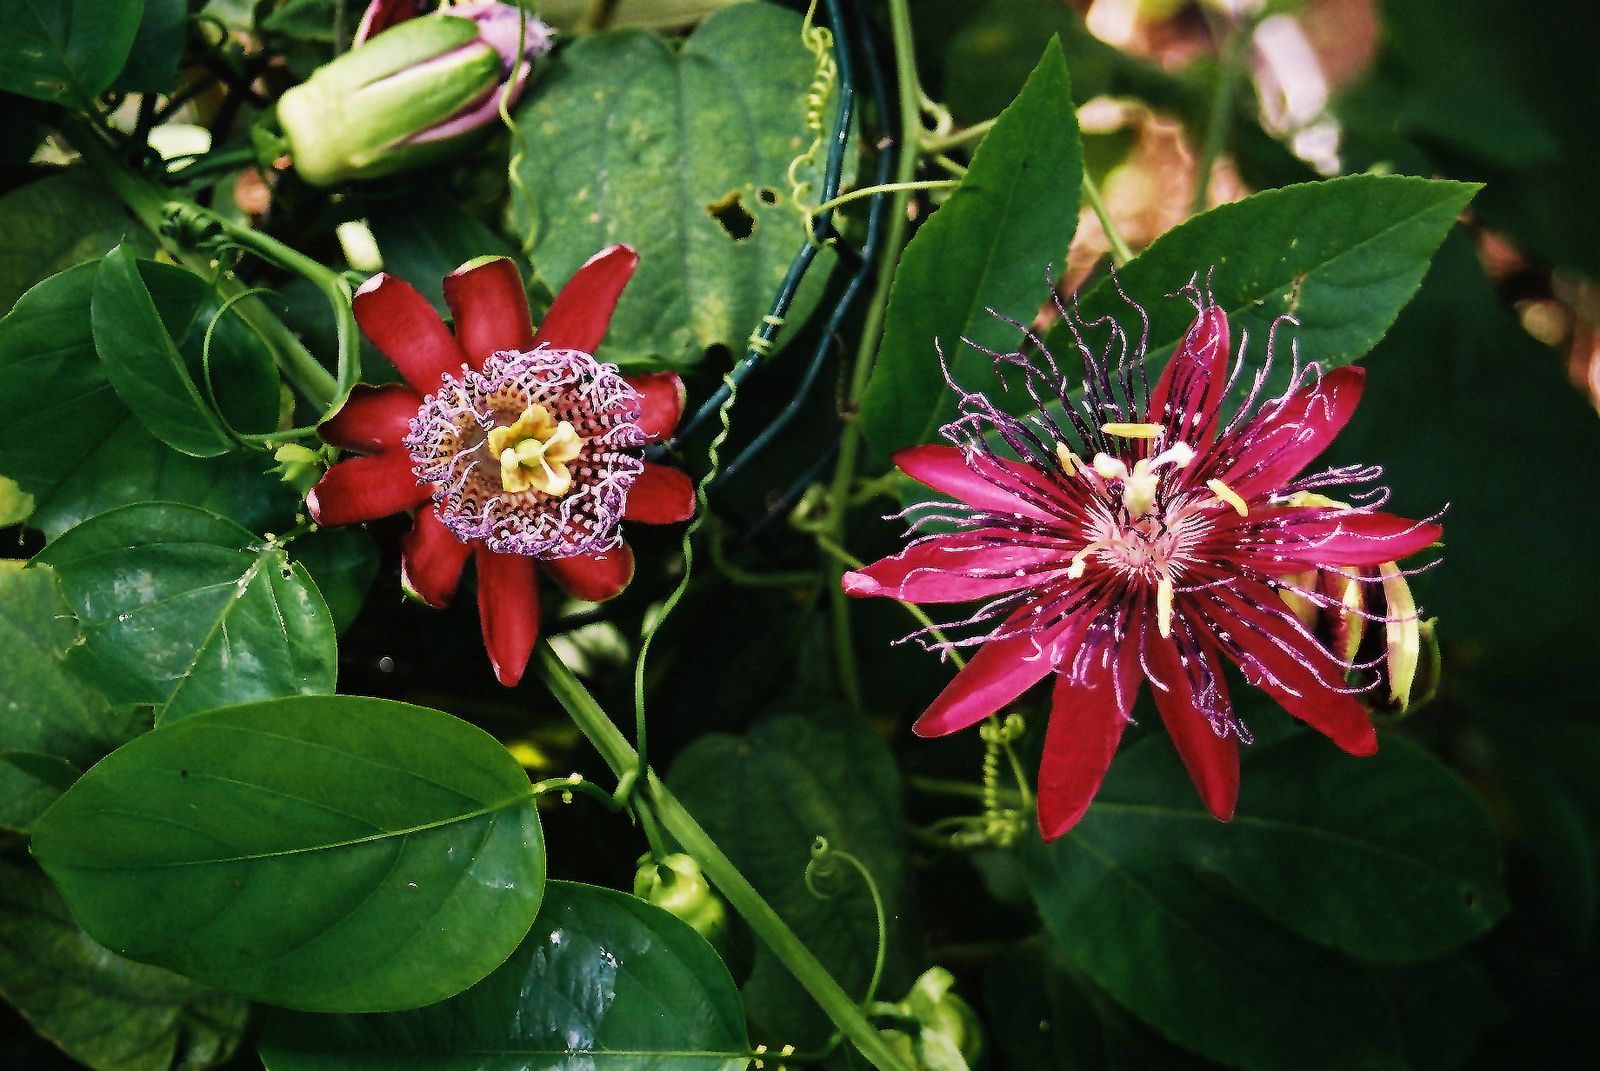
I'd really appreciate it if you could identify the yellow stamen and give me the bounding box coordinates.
[1100,421,1164,440]
[1092,452,1128,480]
[1066,540,1108,579]
[1378,561,1420,711]
[1285,490,1345,510]
[488,403,585,496]
[1156,572,1174,638]
[1206,477,1249,516]
[1055,441,1085,474]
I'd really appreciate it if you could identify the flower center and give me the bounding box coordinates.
[486,403,586,497]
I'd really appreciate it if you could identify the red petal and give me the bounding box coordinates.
[306,452,428,526]
[400,506,471,608]
[894,444,1058,523]
[623,463,695,524]
[318,383,420,453]
[532,245,639,353]
[544,543,635,603]
[1036,608,1145,840]
[1261,509,1442,569]
[842,528,1071,603]
[1201,583,1378,756]
[354,0,429,43]
[1222,365,1365,498]
[475,547,540,687]
[443,257,534,370]
[1147,627,1239,821]
[352,273,468,394]
[1147,305,1230,445]
[625,370,685,442]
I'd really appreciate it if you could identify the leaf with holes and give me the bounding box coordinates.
[0,0,145,104]
[509,1,850,366]
[29,696,546,1012]
[258,880,748,1070]
[34,502,338,724]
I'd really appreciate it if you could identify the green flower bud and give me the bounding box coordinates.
[633,853,730,953]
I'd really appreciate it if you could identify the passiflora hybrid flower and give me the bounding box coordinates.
[308,247,694,686]
[277,0,553,186]
[843,284,1442,839]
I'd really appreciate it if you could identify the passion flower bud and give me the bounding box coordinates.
[882,967,985,1071]
[632,853,730,953]
[276,2,553,186]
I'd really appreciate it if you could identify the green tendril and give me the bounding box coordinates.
[804,836,889,1008]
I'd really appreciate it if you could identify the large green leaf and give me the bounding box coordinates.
[860,38,1082,457]
[0,261,296,540]
[0,859,247,1071]
[366,196,528,315]
[35,502,338,724]
[0,0,145,104]
[509,1,847,366]
[0,560,145,832]
[29,696,546,1012]
[668,710,922,1045]
[258,880,749,1070]
[0,169,133,313]
[111,0,186,92]
[292,526,380,635]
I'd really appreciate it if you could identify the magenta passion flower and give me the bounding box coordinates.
[308,247,693,686]
[843,286,1442,839]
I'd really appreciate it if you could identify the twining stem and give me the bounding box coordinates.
[1081,171,1134,267]
[1191,14,1251,215]
[813,178,957,215]
[532,644,915,1071]
[919,116,995,154]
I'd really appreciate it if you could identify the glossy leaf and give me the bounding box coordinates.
[861,37,1082,456]
[258,880,749,1070]
[30,696,546,1013]
[0,561,145,832]
[0,169,133,313]
[668,711,922,1044]
[293,526,381,634]
[366,197,528,315]
[35,502,338,724]
[112,0,186,92]
[0,859,247,1071]
[0,0,145,104]
[510,1,847,365]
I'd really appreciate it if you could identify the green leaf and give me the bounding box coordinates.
[366,195,528,315]
[258,880,750,1069]
[292,527,380,634]
[112,0,186,92]
[509,1,849,366]
[34,502,338,724]
[668,710,922,1045]
[0,0,145,104]
[29,695,546,1013]
[860,37,1082,456]
[0,560,145,832]
[0,169,135,314]
[0,262,296,540]
[0,858,247,1071]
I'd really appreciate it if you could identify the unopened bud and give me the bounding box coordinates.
[633,853,729,954]
[881,967,985,1071]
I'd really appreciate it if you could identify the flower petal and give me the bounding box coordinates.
[842,528,1071,603]
[1148,305,1230,444]
[544,543,635,603]
[893,444,1058,523]
[475,546,540,687]
[625,370,686,442]
[1036,605,1145,840]
[353,273,469,394]
[623,463,695,524]
[400,506,471,608]
[318,383,421,453]
[532,244,639,353]
[443,256,534,370]
[1221,365,1365,498]
[306,452,429,526]
[1261,509,1442,569]
[1147,626,1239,821]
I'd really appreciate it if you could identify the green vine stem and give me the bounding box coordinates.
[532,643,915,1071]
[1082,171,1134,267]
[1191,12,1252,215]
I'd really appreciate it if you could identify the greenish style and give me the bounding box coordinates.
[0,561,145,832]
[0,859,247,1071]
[0,169,133,313]
[859,38,1082,458]
[35,503,338,724]
[668,712,921,1045]
[258,881,750,1070]
[0,0,144,104]
[29,696,547,1013]
[509,1,846,366]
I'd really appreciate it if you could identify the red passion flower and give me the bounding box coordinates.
[308,247,694,686]
[843,284,1442,839]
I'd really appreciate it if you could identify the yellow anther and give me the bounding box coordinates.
[1207,478,1249,516]
[1101,421,1164,440]
[489,403,585,497]
[1379,562,1420,710]
[1156,572,1175,638]
[1066,540,1107,579]
[1092,452,1128,480]
[1285,490,1344,510]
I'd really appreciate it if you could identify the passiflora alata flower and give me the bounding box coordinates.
[843,283,1442,839]
[276,0,553,186]
[308,247,694,686]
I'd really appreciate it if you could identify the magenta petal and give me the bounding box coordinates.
[894,444,1057,523]
[307,452,429,527]
[1222,365,1365,497]
[443,256,534,369]
[842,528,1071,603]
[400,506,471,608]
[1147,305,1230,444]
[532,245,639,354]
[353,0,429,44]
[475,546,539,687]
[544,543,635,603]
[1265,509,1442,568]
[1147,627,1239,821]
[353,273,468,394]
[623,463,695,524]
[624,371,685,442]
[318,383,421,453]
